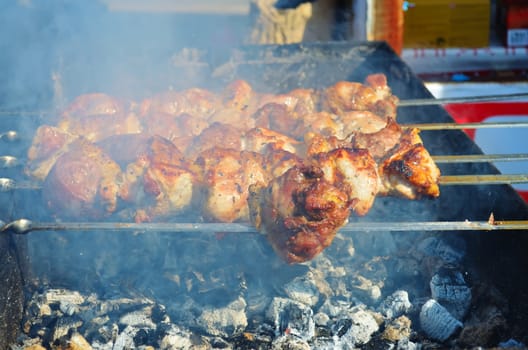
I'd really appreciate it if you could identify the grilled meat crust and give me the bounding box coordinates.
[249,165,351,263]
[43,140,122,220]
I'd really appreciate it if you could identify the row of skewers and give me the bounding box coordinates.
[1,74,527,262]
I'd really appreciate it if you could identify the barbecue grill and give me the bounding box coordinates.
[1,41,528,349]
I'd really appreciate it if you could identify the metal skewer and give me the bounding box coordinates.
[0,178,41,192]
[2,153,525,170]
[433,154,528,164]
[1,173,528,193]
[439,174,528,186]
[398,92,528,107]
[404,121,528,131]
[2,218,528,235]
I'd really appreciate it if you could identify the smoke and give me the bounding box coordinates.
[0,0,248,107]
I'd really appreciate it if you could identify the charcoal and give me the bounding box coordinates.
[97,297,154,317]
[271,335,311,350]
[159,324,195,350]
[151,304,169,324]
[89,323,116,344]
[266,297,315,341]
[381,316,412,342]
[283,270,326,307]
[60,301,80,316]
[50,316,83,343]
[313,312,330,326]
[133,328,158,347]
[310,337,340,350]
[350,274,383,303]
[334,308,380,347]
[317,298,351,318]
[43,289,85,306]
[396,337,420,350]
[66,333,92,350]
[112,325,137,350]
[119,306,156,328]
[430,269,471,320]
[196,297,248,337]
[419,299,462,342]
[379,290,412,320]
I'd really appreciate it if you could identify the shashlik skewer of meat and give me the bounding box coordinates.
[24,74,441,263]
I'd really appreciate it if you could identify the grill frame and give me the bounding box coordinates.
[1,41,528,345]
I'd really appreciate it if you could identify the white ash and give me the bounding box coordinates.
[379,290,412,320]
[318,298,351,319]
[159,324,195,350]
[271,335,311,350]
[337,308,380,347]
[119,306,157,328]
[111,325,137,350]
[283,270,326,307]
[266,297,315,341]
[396,337,420,350]
[430,269,472,320]
[59,300,80,316]
[313,312,330,326]
[350,274,383,303]
[43,289,85,305]
[196,296,248,338]
[419,299,462,342]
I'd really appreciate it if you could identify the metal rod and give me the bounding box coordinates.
[0,178,41,192]
[439,174,528,185]
[1,173,527,193]
[2,218,528,235]
[404,121,528,131]
[399,92,528,107]
[432,154,528,164]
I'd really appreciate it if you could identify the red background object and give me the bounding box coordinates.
[445,101,528,202]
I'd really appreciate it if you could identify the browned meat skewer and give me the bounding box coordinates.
[24,73,441,263]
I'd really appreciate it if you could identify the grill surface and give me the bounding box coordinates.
[1,41,528,346]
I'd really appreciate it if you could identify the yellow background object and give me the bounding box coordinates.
[403,0,490,48]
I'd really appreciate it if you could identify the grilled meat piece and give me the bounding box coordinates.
[322,75,398,119]
[197,148,269,223]
[58,93,142,142]
[140,88,220,119]
[243,127,301,155]
[249,165,352,263]
[378,128,440,199]
[142,112,209,153]
[115,135,195,223]
[312,148,379,216]
[308,120,440,200]
[187,122,243,157]
[25,125,79,181]
[43,140,122,220]
[221,79,258,112]
[351,117,402,159]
